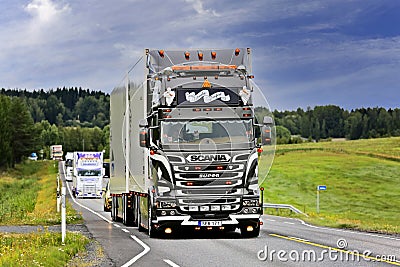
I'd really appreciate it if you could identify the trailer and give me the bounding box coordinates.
[109,48,274,237]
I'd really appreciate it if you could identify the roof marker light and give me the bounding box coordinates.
[198,51,203,61]
[158,50,165,58]
[235,48,240,56]
[211,51,217,59]
[185,51,190,60]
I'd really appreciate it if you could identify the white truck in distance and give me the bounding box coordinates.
[50,145,63,160]
[109,48,273,237]
[72,151,104,198]
[65,152,74,182]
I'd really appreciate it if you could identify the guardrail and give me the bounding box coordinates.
[263,203,308,217]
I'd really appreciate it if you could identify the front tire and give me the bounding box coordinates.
[148,197,158,238]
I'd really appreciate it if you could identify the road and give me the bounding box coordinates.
[60,163,400,267]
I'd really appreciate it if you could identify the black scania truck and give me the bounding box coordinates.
[109,48,274,237]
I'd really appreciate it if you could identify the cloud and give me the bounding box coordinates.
[25,0,70,23]
[184,0,219,16]
[0,0,398,110]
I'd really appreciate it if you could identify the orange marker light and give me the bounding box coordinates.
[235,48,240,56]
[198,51,203,61]
[211,51,217,59]
[185,51,190,60]
[158,50,165,58]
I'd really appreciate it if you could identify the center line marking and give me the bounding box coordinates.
[270,233,400,266]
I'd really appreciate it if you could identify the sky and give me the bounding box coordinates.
[1,0,399,111]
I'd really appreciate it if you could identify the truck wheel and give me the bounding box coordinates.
[148,198,158,238]
[111,196,116,221]
[240,225,260,238]
[138,207,146,232]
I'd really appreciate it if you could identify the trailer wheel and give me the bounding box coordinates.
[138,205,146,232]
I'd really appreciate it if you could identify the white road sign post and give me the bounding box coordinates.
[316,185,327,214]
[61,186,66,244]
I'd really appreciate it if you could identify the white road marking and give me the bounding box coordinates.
[264,219,276,222]
[283,221,295,225]
[122,229,130,233]
[114,224,121,228]
[121,235,151,267]
[164,259,181,267]
[64,173,113,224]
[62,162,151,266]
[296,218,400,241]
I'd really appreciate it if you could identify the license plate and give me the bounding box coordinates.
[198,221,222,227]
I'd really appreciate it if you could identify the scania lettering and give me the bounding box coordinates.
[187,154,231,163]
[109,48,274,237]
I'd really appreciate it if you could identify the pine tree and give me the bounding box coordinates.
[10,97,39,165]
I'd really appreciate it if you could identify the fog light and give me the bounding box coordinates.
[189,206,198,211]
[222,205,231,211]
[200,206,209,211]
[243,208,249,213]
[252,208,258,213]
[211,205,220,211]
[206,227,212,230]
[170,210,176,215]
[247,226,254,232]
[165,228,172,234]
[161,210,167,216]
[195,226,201,230]
[219,226,224,230]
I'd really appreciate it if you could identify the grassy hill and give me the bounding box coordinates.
[260,137,400,234]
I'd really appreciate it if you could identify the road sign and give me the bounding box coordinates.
[316,185,327,213]
[317,185,327,191]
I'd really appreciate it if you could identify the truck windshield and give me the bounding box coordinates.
[77,169,102,176]
[161,120,253,145]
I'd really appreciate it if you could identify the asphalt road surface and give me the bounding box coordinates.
[60,163,400,267]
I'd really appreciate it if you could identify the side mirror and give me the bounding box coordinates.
[139,128,149,148]
[261,116,273,146]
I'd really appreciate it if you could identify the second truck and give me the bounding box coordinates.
[72,151,104,198]
[109,48,274,237]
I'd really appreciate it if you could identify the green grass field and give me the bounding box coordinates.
[0,161,87,266]
[260,137,400,234]
[0,161,81,225]
[0,231,89,267]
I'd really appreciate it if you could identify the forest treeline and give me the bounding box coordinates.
[256,105,400,144]
[1,88,399,168]
[1,87,109,128]
[0,88,109,168]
